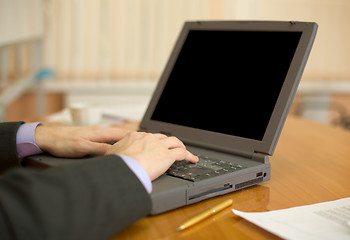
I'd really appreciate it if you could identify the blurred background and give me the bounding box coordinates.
[1,0,350,129]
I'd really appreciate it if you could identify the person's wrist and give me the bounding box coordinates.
[119,155,153,193]
[34,125,49,153]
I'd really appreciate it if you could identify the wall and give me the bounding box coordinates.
[42,0,350,83]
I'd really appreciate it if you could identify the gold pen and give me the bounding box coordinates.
[176,198,233,231]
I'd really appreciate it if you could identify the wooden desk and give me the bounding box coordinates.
[111,117,350,240]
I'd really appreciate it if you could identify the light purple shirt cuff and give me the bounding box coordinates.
[16,122,43,159]
[119,155,153,194]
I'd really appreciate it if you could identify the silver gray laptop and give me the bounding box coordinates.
[27,21,317,214]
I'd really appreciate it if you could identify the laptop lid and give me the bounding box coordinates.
[140,21,317,158]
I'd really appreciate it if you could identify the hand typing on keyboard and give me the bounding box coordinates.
[106,132,198,180]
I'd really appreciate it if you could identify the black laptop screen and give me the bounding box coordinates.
[151,30,302,141]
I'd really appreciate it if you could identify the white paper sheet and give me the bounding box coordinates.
[232,197,350,240]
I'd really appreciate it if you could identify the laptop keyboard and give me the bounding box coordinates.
[166,155,246,182]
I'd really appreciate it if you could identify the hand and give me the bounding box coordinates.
[35,125,130,158]
[105,132,199,181]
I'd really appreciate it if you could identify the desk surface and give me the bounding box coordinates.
[111,117,350,240]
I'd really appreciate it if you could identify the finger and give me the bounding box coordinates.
[185,150,199,163]
[85,142,112,155]
[161,136,186,149]
[87,127,132,143]
[152,133,168,139]
[169,148,199,163]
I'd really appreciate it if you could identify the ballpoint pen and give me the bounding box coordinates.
[176,198,233,231]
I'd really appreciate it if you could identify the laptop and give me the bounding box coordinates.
[27,21,317,214]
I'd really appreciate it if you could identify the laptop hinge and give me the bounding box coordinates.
[252,152,269,164]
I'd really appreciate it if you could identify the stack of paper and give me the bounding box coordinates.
[233,197,350,240]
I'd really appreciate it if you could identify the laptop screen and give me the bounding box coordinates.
[151,30,302,141]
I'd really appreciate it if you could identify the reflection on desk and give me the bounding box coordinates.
[111,116,350,240]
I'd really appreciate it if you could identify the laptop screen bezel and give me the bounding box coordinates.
[140,21,317,156]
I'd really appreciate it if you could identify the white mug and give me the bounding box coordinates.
[69,103,101,126]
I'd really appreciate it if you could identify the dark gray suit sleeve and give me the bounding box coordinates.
[0,156,152,240]
[0,121,24,173]
[0,122,152,239]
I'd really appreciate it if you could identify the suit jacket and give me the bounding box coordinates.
[0,122,152,240]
